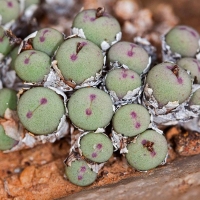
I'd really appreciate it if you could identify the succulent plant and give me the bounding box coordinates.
[80,132,113,163]
[126,130,168,171]
[165,25,199,57]
[72,8,121,48]
[105,68,141,99]
[0,0,20,25]
[0,88,17,117]
[17,87,65,135]
[24,0,40,9]
[0,26,13,55]
[112,104,150,137]
[177,58,200,84]
[56,37,103,85]
[15,50,51,82]
[10,45,19,70]
[146,62,192,106]
[68,87,113,130]
[0,124,18,151]
[189,88,200,105]
[107,41,149,75]
[65,159,97,186]
[33,27,64,56]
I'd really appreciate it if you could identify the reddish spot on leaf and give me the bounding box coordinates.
[24,58,29,64]
[96,143,102,150]
[40,98,47,105]
[80,166,86,172]
[86,108,92,116]
[26,111,33,119]
[90,94,96,101]
[127,51,134,57]
[70,54,77,61]
[131,75,134,79]
[178,77,183,84]
[135,122,141,129]
[7,1,13,7]
[78,175,83,180]
[141,139,147,145]
[130,111,137,119]
[151,151,156,157]
[92,152,97,158]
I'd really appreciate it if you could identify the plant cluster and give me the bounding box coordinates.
[0,4,200,187]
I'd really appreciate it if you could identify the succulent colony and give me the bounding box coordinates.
[0,3,199,188]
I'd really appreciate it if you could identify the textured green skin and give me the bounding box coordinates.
[0,26,12,55]
[190,88,200,105]
[10,46,19,70]
[112,104,150,137]
[80,132,113,163]
[177,58,200,84]
[56,38,103,84]
[107,42,149,75]
[126,130,168,171]
[25,0,39,9]
[165,25,199,57]
[0,125,18,151]
[105,68,141,98]
[17,87,65,135]
[15,50,51,82]
[0,88,17,117]
[146,62,192,106]
[65,160,97,186]
[0,0,20,24]
[33,28,64,56]
[72,9,121,47]
[68,87,113,130]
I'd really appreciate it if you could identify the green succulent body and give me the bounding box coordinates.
[72,9,121,47]
[177,58,200,84]
[105,68,141,99]
[190,88,200,105]
[56,38,103,85]
[107,42,149,75]
[33,28,64,56]
[165,25,199,57]
[68,87,113,130]
[146,62,192,106]
[0,0,20,24]
[15,50,51,83]
[126,130,168,171]
[10,46,19,70]
[17,87,65,135]
[112,104,150,137]
[0,26,12,55]
[24,0,40,9]
[65,160,97,186]
[80,132,113,163]
[0,125,18,151]
[0,88,17,117]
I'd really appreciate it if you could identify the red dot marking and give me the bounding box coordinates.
[40,98,47,105]
[90,94,96,101]
[86,108,92,116]
[26,111,33,119]
[141,140,147,145]
[70,54,77,61]
[80,166,86,172]
[24,58,29,64]
[135,122,141,129]
[127,51,134,57]
[96,143,102,150]
[90,17,95,21]
[151,151,156,157]
[92,152,97,158]
[40,37,45,42]
[130,111,137,119]
[7,1,13,7]
[193,59,200,72]
[78,175,83,180]
[179,27,197,38]
[0,37,3,42]
[39,29,49,42]
[178,77,183,84]
[131,75,134,79]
